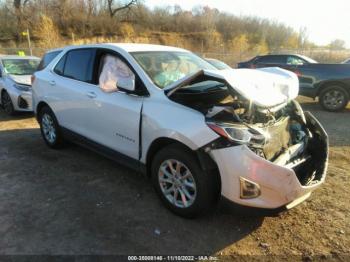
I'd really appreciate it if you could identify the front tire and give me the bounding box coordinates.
[319,85,349,112]
[39,106,64,149]
[1,91,15,116]
[151,144,219,218]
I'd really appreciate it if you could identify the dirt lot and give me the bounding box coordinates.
[0,97,349,260]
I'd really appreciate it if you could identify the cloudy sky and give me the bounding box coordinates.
[146,0,350,48]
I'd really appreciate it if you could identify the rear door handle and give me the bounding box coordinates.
[86,91,97,99]
[49,80,56,86]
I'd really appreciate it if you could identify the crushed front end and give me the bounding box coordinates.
[167,68,328,210]
[206,101,328,209]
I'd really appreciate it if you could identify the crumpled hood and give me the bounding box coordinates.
[8,74,32,86]
[165,67,299,108]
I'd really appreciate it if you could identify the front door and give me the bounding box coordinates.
[81,50,145,160]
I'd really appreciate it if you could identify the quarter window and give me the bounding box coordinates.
[37,50,62,71]
[53,54,66,75]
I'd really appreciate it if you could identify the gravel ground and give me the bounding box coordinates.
[0,97,349,261]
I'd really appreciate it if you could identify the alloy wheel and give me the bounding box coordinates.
[158,159,197,208]
[323,90,345,110]
[41,113,56,144]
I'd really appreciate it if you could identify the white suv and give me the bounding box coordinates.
[32,44,328,217]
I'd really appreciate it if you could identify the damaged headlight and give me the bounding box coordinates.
[207,122,268,145]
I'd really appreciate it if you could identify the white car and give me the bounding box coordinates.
[32,44,328,217]
[0,55,40,115]
[342,58,350,64]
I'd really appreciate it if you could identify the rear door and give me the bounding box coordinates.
[49,48,98,136]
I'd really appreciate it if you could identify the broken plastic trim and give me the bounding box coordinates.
[293,111,328,185]
[202,110,328,187]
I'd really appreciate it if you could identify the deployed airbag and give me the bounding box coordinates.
[99,55,135,92]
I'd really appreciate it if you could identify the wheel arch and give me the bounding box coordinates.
[317,80,350,97]
[145,137,221,196]
[0,88,7,102]
[145,137,190,176]
[35,101,51,120]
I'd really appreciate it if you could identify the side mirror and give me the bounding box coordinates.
[117,78,135,93]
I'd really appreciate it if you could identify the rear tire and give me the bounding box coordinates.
[1,91,15,116]
[319,85,349,112]
[151,144,219,218]
[38,106,65,149]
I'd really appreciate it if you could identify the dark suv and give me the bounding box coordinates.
[237,54,317,69]
[238,54,350,112]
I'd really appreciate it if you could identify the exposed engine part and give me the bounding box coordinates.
[169,80,312,163]
[260,116,291,160]
[273,142,306,166]
[206,106,241,122]
[290,121,307,144]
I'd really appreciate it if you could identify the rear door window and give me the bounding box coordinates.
[63,49,96,83]
[257,55,287,64]
[53,49,96,83]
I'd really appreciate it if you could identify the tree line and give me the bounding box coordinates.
[0,0,346,57]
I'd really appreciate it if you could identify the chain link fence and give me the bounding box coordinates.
[0,47,48,57]
[200,49,350,67]
[1,47,349,67]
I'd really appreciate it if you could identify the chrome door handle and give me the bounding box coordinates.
[49,80,56,86]
[86,91,97,98]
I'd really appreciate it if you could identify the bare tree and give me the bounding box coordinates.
[298,26,309,49]
[329,39,346,50]
[12,0,31,39]
[106,0,138,18]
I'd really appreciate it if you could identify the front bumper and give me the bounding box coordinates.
[210,112,328,210]
[8,89,33,111]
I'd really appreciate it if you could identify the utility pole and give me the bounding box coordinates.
[23,29,32,56]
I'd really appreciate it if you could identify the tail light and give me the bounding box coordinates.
[250,64,256,69]
[293,70,302,77]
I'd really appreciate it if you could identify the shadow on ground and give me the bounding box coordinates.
[0,128,263,255]
[0,111,34,122]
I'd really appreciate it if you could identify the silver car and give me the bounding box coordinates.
[0,55,40,115]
